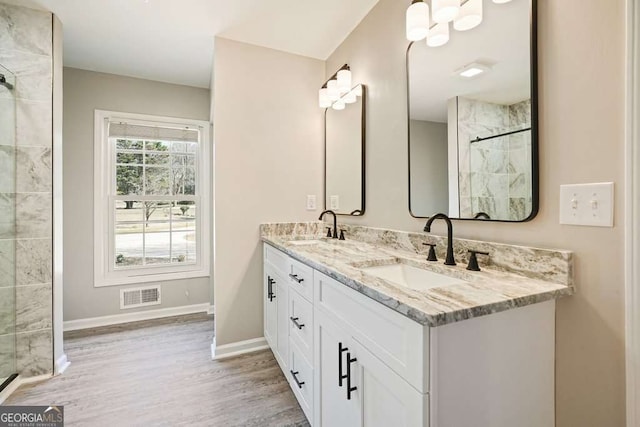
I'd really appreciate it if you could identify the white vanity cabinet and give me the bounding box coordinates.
[263,243,555,427]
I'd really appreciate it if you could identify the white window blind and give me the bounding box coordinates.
[108,122,200,142]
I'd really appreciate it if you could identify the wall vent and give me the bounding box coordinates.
[120,285,161,309]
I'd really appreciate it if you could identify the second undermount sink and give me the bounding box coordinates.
[360,262,467,291]
[287,240,323,246]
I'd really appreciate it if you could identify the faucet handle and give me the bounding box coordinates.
[339,229,346,240]
[422,243,438,262]
[466,250,490,271]
[326,227,333,238]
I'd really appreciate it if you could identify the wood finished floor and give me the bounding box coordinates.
[3,314,309,427]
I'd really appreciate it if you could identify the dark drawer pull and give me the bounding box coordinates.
[338,342,348,387]
[290,370,305,389]
[289,273,304,283]
[346,352,357,400]
[290,316,305,330]
[267,276,275,301]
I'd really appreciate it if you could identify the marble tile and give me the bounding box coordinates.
[0,333,17,378]
[0,4,52,57]
[0,97,16,144]
[509,198,528,221]
[16,238,51,285]
[508,148,528,175]
[0,50,52,102]
[16,283,52,333]
[0,145,15,193]
[509,99,531,127]
[509,173,527,198]
[0,192,15,239]
[16,146,51,192]
[0,286,15,335]
[15,100,52,147]
[16,328,52,376]
[15,192,51,239]
[0,239,15,288]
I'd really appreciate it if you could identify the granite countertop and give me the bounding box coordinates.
[262,234,574,327]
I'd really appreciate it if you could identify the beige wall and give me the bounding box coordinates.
[326,0,626,425]
[62,67,212,321]
[212,38,324,346]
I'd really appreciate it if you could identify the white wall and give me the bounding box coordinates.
[409,119,448,217]
[212,37,324,347]
[326,0,626,424]
[62,67,212,321]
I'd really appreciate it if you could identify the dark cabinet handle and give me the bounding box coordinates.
[346,352,357,400]
[267,276,275,301]
[290,316,305,330]
[290,370,305,389]
[338,342,348,387]
[289,273,304,283]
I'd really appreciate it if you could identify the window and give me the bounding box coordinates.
[94,110,210,286]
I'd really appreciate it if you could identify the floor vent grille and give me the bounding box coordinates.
[120,285,161,309]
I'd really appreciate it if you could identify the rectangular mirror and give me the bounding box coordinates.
[407,0,537,221]
[325,84,366,215]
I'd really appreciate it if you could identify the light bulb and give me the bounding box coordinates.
[406,1,429,41]
[353,85,363,97]
[454,0,482,31]
[327,79,340,101]
[427,23,449,47]
[432,0,460,23]
[332,100,345,110]
[319,88,331,108]
[337,69,352,93]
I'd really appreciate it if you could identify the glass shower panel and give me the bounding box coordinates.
[0,64,17,390]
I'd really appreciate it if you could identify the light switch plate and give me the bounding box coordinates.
[559,182,614,227]
[330,195,339,210]
[306,195,316,211]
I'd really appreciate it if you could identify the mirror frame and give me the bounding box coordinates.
[406,0,539,222]
[324,84,367,216]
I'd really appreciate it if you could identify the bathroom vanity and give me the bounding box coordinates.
[261,222,573,427]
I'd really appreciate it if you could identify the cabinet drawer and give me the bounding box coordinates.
[314,271,430,393]
[264,244,290,276]
[289,289,314,361]
[289,339,313,422]
[289,258,314,302]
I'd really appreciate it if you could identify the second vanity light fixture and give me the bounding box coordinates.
[318,64,362,110]
[406,0,513,47]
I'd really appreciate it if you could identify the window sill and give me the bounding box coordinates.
[94,268,210,287]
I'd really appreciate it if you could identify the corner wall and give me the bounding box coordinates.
[326,0,626,424]
[212,38,324,347]
[62,68,212,321]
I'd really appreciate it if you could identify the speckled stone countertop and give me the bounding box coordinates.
[261,222,574,327]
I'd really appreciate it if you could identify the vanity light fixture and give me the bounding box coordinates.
[454,0,482,31]
[406,0,510,46]
[406,0,430,41]
[318,64,363,109]
[427,23,450,47]
[432,0,460,23]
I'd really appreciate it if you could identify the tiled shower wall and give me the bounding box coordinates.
[456,97,531,221]
[0,3,54,377]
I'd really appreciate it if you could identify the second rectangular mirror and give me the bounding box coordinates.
[407,0,537,222]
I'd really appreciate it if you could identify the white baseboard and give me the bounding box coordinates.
[207,304,215,315]
[0,374,52,404]
[211,337,269,360]
[64,303,211,332]
[54,353,70,375]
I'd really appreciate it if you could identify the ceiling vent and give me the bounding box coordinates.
[120,285,161,309]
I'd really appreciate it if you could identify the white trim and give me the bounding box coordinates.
[207,304,215,315]
[63,303,210,332]
[54,354,70,375]
[211,337,269,360]
[627,0,640,425]
[0,374,52,405]
[93,109,211,287]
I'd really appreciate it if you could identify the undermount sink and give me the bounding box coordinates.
[360,262,467,291]
[287,240,323,246]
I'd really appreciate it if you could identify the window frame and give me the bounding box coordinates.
[94,109,211,287]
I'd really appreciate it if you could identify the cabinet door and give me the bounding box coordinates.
[314,309,361,427]
[275,272,289,370]
[354,340,428,427]
[264,264,278,350]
